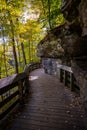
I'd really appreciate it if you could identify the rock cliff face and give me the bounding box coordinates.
[61,0,87,107]
[37,0,87,106]
[37,25,65,58]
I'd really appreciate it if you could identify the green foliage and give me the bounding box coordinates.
[0,0,64,78]
[38,0,65,29]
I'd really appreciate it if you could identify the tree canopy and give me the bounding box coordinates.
[0,0,64,78]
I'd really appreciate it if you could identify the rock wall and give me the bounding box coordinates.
[42,58,62,77]
[37,0,87,107]
[61,0,87,107]
[37,29,65,58]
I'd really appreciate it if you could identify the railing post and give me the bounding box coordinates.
[70,73,74,91]
[18,80,23,104]
[24,76,30,96]
[64,70,68,86]
[60,69,63,82]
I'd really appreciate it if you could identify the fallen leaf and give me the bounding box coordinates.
[70,115,73,118]
[66,110,70,114]
[65,120,68,123]
[81,115,84,118]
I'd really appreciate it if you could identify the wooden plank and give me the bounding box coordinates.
[1,69,87,130]
[0,62,41,122]
[0,73,27,91]
[0,82,18,95]
[13,72,28,83]
[0,74,17,89]
[58,65,72,73]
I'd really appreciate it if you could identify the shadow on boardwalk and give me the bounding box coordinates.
[5,69,87,130]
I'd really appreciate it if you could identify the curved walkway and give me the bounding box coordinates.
[7,69,87,130]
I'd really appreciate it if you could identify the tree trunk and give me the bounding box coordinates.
[28,40,31,63]
[0,67,1,79]
[12,38,19,73]
[31,41,34,62]
[1,25,8,76]
[48,0,51,29]
[21,42,27,65]
[0,55,2,79]
[41,0,46,15]
[10,20,19,73]
[0,54,3,79]
[16,39,21,63]
[3,44,8,76]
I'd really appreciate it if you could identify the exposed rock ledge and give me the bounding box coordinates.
[37,0,87,106]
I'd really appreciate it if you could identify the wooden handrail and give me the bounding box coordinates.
[24,62,41,72]
[59,65,80,94]
[0,62,41,121]
[58,65,72,73]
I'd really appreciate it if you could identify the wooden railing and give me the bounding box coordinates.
[28,62,41,72]
[59,65,80,94]
[0,62,41,122]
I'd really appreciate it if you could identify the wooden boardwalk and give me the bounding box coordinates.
[5,69,87,130]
